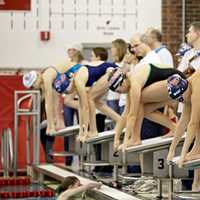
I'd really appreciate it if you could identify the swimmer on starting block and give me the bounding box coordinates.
[108,64,187,151]
[23,47,120,141]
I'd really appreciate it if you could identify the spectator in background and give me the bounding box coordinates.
[130,33,162,65]
[40,100,55,163]
[178,22,200,75]
[63,43,85,165]
[176,22,200,118]
[107,39,127,114]
[145,28,174,67]
[118,43,138,114]
[176,42,192,62]
[67,44,83,62]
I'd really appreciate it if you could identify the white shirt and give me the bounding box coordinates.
[134,50,162,70]
[178,48,200,72]
[155,46,174,67]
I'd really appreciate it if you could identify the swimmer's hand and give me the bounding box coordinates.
[122,53,135,65]
[87,182,102,190]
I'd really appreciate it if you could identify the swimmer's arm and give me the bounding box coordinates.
[114,94,130,141]
[57,186,88,200]
[168,103,191,156]
[57,183,101,200]
[64,91,79,110]
[124,78,141,144]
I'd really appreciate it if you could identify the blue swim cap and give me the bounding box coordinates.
[167,74,188,102]
[53,73,70,93]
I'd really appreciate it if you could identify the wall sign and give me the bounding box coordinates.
[0,0,30,10]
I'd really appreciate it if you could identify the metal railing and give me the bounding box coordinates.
[1,128,13,177]
[13,90,41,176]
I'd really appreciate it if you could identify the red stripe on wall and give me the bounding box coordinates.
[0,0,31,11]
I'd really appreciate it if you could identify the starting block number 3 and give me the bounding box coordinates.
[158,158,165,170]
[153,150,169,177]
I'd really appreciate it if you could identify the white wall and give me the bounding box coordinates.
[0,0,161,68]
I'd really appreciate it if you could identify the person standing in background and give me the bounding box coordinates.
[178,22,200,74]
[63,43,86,165]
[40,100,55,163]
[119,43,138,114]
[107,39,127,114]
[145,28,174,67]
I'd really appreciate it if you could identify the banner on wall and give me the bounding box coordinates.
[0,0,30,10]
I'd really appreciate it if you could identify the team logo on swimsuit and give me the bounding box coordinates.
[167,74,188,102]
[108,68,124,91]
[53,74,68,93]
[168,75,180,87]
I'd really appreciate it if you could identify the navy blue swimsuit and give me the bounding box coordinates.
[52,62,118,93]
[84,62,118,87]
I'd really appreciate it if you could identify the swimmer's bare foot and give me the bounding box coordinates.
[118,144,125,152]
[126,140,141,148]
[46,126,56,136]
[126,137,142,147]
[76,130,85,142]
[89,132,98,138]
[81,133,90,143]
[162,131,174,138]
[167,149,175,163]
[55,121,65,131]
[76,133,85,142]
[113,139,120,153]
[185,143,200,160]
[192,184,200,192]
[177,156,185,168]
[185,153,200,162]
[118,140,141,152]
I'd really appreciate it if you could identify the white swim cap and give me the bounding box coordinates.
[67,43,83,52]
[23,71,37,88]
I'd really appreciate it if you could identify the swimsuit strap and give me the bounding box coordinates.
[64,63,82,78]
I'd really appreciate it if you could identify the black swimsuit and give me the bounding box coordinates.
[144,64,186,87]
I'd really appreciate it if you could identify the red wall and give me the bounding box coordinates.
[0,75,64,170]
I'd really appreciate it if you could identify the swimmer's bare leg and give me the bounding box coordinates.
[53,91,65,131]
[167,103,190,162]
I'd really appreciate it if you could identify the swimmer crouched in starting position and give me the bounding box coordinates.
[108,63,187,151]
[23,47,120,141]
